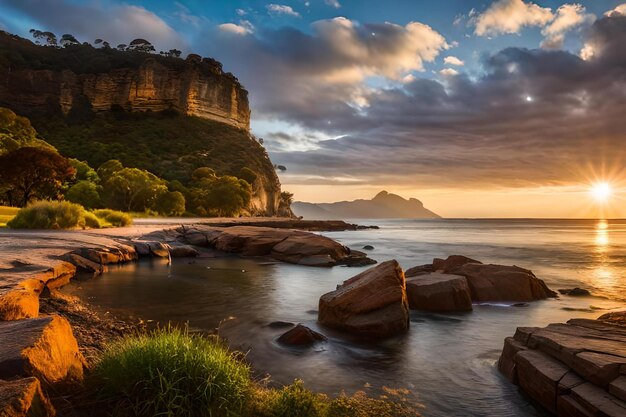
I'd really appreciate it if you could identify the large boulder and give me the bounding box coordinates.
[405,273,473,312]
[0,377,55,417]
[433,255,482,273]
[0,315,85,384]
[318,260,409,338]
[456,263,556,301]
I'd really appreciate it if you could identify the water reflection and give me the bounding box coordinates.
[595,220,609,248]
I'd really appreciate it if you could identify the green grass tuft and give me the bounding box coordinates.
[91,327,251,417]
[8,201,86,229]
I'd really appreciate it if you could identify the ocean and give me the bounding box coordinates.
[66,219,626,417]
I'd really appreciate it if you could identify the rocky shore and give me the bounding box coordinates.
[497,311,626,416]
[0,220,377,416]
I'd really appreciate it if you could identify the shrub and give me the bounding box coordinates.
[83,211,102,229]
[252,380,328,417]
[8,200,86,229]
[93,209,132,227]
[66,180,101,209]
[91,327,252,417]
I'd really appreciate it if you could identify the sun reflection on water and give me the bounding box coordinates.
[592,220,617,288]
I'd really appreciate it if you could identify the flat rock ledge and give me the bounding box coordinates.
[497,312,626,416]
[175,225,376,267]
[404,255,556,311]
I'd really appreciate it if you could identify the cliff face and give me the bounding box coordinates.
[0,32,290,217]
[0,58,250,130]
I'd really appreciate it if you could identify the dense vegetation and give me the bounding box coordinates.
[90,327,420,417]
[0,107,264,221]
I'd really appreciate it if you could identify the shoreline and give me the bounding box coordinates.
[1,219,625,417]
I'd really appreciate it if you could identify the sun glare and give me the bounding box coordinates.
[590,182,612,203]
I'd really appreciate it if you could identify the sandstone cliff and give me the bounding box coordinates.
[0,31,289,216]
[0,33,250,129]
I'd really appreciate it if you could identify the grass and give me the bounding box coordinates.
[0,205,18,227]
[92,209,132,227]
[90,328,421,417]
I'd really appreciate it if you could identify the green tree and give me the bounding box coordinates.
[69,158,99,182]
[155,191,185,216]
[238,167,258,185]
[97,159,123,183]
[101,167,167,212]
[0,147,75,207]
[190,175,251,217]
[0,107,54,155]
[66,180,101,209]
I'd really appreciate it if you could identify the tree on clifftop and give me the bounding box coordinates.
[0,107,55,155]
[0,147,75,207]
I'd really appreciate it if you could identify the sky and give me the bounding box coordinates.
[1,0,626,218]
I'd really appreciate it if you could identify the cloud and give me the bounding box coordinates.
[266,4,301,17]
[438,68,459,76]
[236,8,247,16]
[474,0,553,36]
[605,3,626,17]
[541,4,594,49]
[1,0,185,51]
[325,0,341,8]
[218,21,254,36]
[443,56,464,66]
[223,14,626,190]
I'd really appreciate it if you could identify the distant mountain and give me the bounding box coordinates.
[292,191,441,219]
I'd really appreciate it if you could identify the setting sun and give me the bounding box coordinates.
[590,182,612,203]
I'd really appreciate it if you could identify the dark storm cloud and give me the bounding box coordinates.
[207,14,626,188]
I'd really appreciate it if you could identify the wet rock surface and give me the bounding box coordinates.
[277,324,327,346]
[405,273,473,312]
[498,315,626,416]
[318,260,409,338]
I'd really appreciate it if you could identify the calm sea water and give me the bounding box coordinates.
[66,219,626,417]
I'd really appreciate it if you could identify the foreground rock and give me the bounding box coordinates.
[405,273,473,312]
[0,315,85,384]
[498,316,626,416]
[318,260,409,338]
[406,255,556,304]
[0,377,55,417]
[277,324,327,346]
[178,225,375,267]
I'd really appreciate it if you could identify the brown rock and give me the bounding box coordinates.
[571,382,626,417]
[557,395,594,417]
[599,311,626,327]
[404,264,433,277]
[168,245,199,258]
[609,376,626,402]
[497,337,528,382]
[0,315,85,384]
[63,253,105,276]
[0,291,40,321]
[318,260,409,338]
[435,255,482,273]
[405,273,473,312]
[277,324,327,346]
[455,263,556,301]
[515,349,570,413]
[0,377,55,417]
[146,242,171,258]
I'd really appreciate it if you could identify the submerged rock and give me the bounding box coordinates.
[362,245,374,250]
[318,260,409,338]
[0,315,85,384]
[558,288,592,297]
[405,273,473,312]
[0,377,55,417]
[277,324,327,346]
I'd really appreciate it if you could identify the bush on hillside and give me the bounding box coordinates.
[65,180,101,209]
